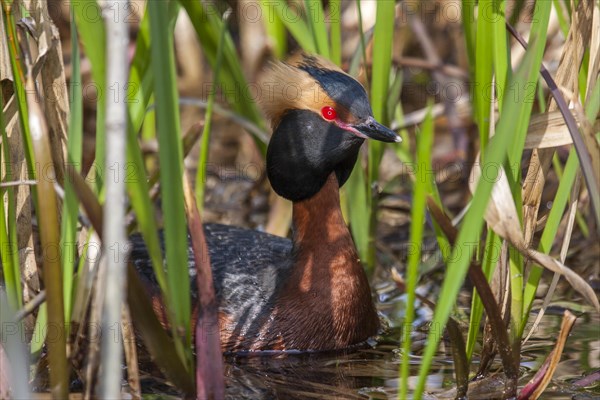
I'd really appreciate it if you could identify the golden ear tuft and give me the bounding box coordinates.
[258,53,338,128]
[287,52,343,72]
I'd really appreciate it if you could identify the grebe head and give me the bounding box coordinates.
[261,54,400,202]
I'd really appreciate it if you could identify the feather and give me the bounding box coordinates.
[258,53,339,127]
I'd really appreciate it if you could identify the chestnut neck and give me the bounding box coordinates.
[291,173,357,267]
[275,172,378,349]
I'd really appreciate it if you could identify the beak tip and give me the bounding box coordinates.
[353,117,402,143]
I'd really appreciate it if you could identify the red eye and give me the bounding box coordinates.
[321,106,337,121]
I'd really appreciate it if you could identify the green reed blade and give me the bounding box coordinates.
[342,0,372,267]
[353,0,370,92]
[259,0,315,53]
[124,0,181,300]
[493,0,508,110]
[60,11,83,323]
[413,11,552,395]
[196,7,228,212]
[259,0,287,58]
[366,0,395,268]
[179,0,267,154]
[0,89,22,310]
[304,0,330,58]
[345,160,369,263]
[27,75,69,400]
[465,230,501,361]
[148,0,192,369]
[505,3,551,189]
[29,301,46,358]
[522,147,579,323]
[585,76,600,122]
[474,0,494,154]
[399,105,434,399]
[461,0,476,71]
[329,0,341,65]
[72,0,106,193]
[0,0,37,195]
[552,0,570,36]
[505,2,551,341]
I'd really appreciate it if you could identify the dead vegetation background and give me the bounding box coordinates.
[0,0,599,399]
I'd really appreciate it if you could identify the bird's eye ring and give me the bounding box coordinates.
[321,106,337,121]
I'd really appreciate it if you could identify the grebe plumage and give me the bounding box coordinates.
[131,54,400,353]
